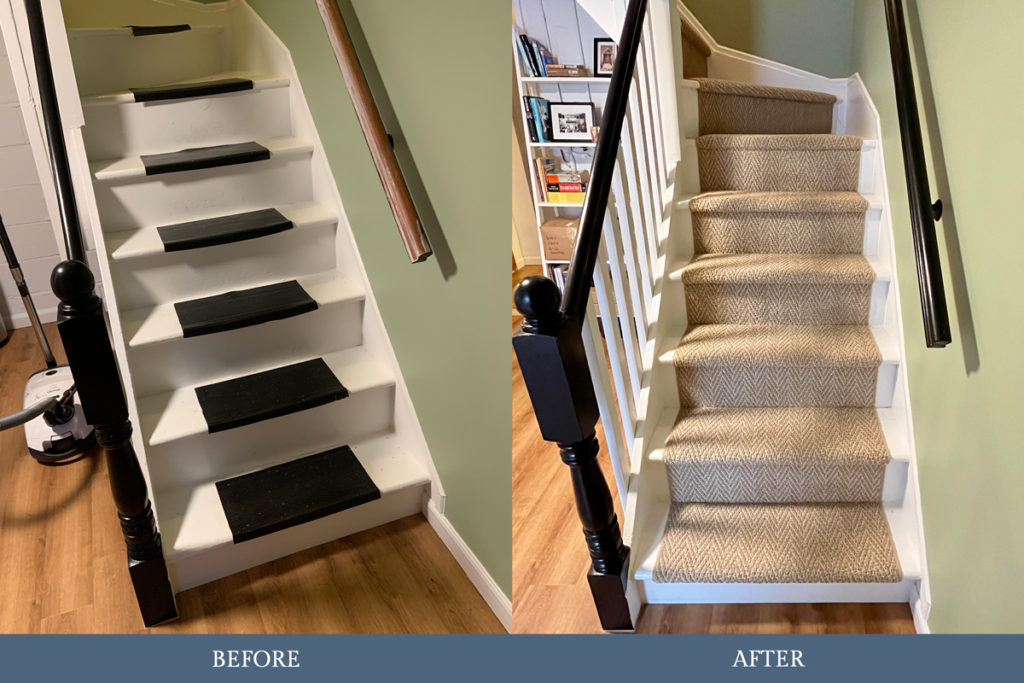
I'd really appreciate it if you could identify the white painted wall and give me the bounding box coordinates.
[0,37,62,330]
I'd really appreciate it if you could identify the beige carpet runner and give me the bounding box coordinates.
[653,78,901,584]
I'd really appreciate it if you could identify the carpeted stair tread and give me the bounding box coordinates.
[690,190,867,214]
[682,253,876,285]
[689,192,869,255]
[694,78,837,135]
[652,502,903,583]
[697,135,863,192]
[674,324,881,368]
[698,134,862,151]
[664,406,890,503]
[694,78,837,104]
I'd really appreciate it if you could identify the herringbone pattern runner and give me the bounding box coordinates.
[694,78,835,135]
[652,503,902,583]
[690,191,868,254]
[654,77,901,585]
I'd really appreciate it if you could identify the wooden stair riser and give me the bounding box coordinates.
[68,26,227,96]
[92,154,313,233]
[143,383,396,492]
[125,299,363,396]
[106,221,336,309]
[83,85,292,159]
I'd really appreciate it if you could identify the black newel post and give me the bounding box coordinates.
[513,276,633,631]
[52,260,177,627]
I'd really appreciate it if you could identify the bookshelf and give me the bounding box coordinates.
[513,31,609,286]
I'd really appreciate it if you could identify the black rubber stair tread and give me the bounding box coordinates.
[175,280,318,338]
[196,358,348,433]
[131,77,254,103]
[127,24,191,36]
[216,445,380,543]
[157,208,293,252]
[141,141,269,176]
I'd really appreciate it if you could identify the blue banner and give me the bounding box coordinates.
[0,634,1020,680]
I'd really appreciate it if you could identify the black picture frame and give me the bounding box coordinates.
[549,102,597,142]
[594,38,617,77]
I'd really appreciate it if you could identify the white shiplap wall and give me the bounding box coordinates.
[0,36,62,330]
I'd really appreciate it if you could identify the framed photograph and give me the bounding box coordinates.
[594,38,617,77]
[549,102,597,142]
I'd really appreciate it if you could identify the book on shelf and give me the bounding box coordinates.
[525,96,551,143]
[545,65,589,77]
[522,97,539,142]
[532,156,559,202]
[545,191,587,204]
[517,34,540,76]
[547,182,587,193]
[532,40,554,77]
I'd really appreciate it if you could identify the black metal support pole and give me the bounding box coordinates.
[513,277,634,631]
[52,261,177,627]
[883,0,951,348]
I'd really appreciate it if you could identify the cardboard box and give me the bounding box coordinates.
[540,218,580,261]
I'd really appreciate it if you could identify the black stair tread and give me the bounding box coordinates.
[175,280,318,338]
[127,24,191,36]
[157,208,293,252]
[141,141,270,176]
[196,358,348,433]
[216,445,381,543]
[131,77,254,103]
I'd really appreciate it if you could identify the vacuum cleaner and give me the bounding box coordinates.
[0,213,93,463]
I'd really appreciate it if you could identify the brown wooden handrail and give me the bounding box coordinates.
[316,0,432,263]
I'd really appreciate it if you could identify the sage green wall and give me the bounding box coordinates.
[246,0,511,596]
[849,0,1024,633]
[684,0,855,77]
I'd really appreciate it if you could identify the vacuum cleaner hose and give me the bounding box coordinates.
[0,396,59,431]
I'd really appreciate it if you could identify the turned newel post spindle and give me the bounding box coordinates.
[513,276,634,631]
[51,260,177,626]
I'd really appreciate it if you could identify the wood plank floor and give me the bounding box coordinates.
[510,266,915,634]
[0,323,503,633]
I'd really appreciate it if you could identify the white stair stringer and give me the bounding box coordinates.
[621,4,930,627]
[52,0,443,595]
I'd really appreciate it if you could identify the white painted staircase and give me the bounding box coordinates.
[51,0,439,593]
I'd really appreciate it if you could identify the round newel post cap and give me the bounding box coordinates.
[51,259,96,303]
[514,276,563,334]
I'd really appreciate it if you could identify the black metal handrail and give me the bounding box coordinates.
[561,0,649,322]
[24,0,85,262]
[512,0,648,632]
[884,0,951,348]
[23,0,177,626]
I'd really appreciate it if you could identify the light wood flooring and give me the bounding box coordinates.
[0,323,503,634]
[510,265,915,634]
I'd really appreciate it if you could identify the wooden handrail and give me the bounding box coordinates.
[316,0,432,263]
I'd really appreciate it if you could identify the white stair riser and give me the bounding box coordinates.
[69,27,227,96]
[126,301,365,396]
[168,487,426,591]
[882,458,908,506]
[106,223,336,309]
[641,577,916,604]
[144,385,397,491]
[83,87,293,159]
[93,156,313,232]
[858,142,877,194]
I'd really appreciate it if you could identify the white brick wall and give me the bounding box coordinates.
[0,38,64,331]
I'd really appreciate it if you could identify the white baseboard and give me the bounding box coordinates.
[910,584,931,634]
[425,499,511,632]
[1,304,57,330]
